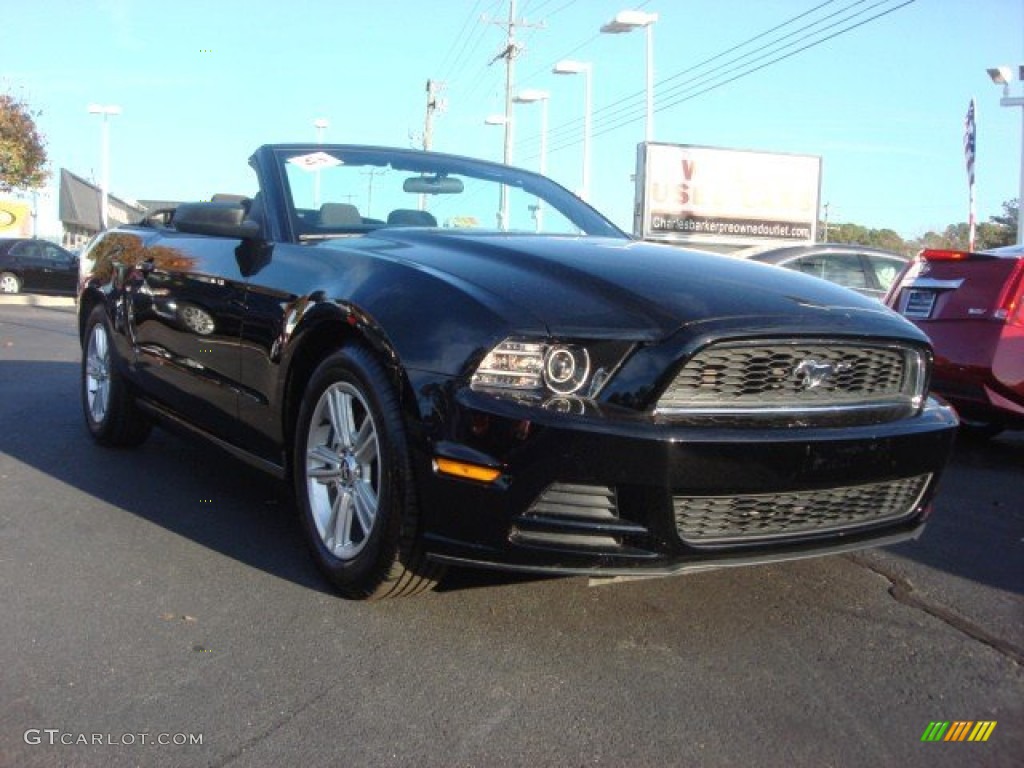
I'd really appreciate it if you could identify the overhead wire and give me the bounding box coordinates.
[518,0,916,159]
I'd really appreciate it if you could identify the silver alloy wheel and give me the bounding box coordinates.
[0,273,20,293]
[85,322,111,423]
[305,381,381,560]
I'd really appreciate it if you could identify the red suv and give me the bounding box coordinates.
[886,244,1024,436]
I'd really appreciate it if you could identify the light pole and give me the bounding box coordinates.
[87,104,122,230]
[600,10,658,144]
[514,89,550,232]
[553,59,593,201]
[313,118,329,207]
[988,65,1024,244]
[484,115,511,229]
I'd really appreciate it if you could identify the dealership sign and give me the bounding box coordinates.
[634,143,821,247]
[0,200,32,237]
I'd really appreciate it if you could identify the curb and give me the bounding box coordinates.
[0,294,76,309]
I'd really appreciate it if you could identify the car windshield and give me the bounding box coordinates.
[273,145,626,241]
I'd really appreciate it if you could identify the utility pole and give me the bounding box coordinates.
[488,0,543,229]
[822,202,830,243]
[360,168,387,219]
[423,79,446,151]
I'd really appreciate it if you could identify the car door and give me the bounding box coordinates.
[125,230,248,443]
[10,241,48,291]
[38,243,78,293]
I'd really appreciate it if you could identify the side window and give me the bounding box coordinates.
[787,255,826,279]
[821,254,868,289]
[43,244,71,264]
[15,242,43,262]
[867,255,904,293]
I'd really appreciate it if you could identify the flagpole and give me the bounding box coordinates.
[965,98,976,252]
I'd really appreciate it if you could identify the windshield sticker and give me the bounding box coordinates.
[287,152,343,171]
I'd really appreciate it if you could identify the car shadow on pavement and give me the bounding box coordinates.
[0,359,554,598]
[883,430,1023,596]
[0,360,338,595]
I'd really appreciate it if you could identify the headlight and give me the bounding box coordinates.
[472,338,631,399]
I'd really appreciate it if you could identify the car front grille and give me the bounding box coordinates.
[655,340,922,421]
[673,474,931,546]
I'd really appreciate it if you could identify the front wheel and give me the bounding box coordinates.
[294,346,443,599]
[82,305,151,447]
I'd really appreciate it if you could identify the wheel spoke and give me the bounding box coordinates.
[333,490,355,550]
[326,388,356,448]
[353,422,378,466]
[306,445,342,482]
[352,479,377,535]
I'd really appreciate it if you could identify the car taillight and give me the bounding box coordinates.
[995,259,1024,326]
[921,248,971,261]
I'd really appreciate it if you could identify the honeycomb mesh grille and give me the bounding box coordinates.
[673,474,930,545]
[657,341,911,411]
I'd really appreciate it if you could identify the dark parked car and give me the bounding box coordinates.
[739,243,908,300]
[886,244,1024,436]
[77,144,958,599]
[0,238,79,294]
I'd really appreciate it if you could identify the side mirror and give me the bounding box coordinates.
[174,201,261,240]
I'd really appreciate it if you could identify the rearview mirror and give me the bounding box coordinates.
[174,201,261,240]
[402,175,464,195]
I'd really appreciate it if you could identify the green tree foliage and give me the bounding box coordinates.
[822,222,915,256]
[0,92,48,193]
[821,199,1018,254]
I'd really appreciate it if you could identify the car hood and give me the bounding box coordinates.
[329,231,920,342]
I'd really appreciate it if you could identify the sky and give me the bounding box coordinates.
[3,0,1022,239]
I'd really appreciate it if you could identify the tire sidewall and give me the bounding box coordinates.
[294,347,407,592]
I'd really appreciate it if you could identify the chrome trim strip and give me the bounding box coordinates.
[906,277,965,290]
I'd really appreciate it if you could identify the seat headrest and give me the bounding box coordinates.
[319,203,362,227]
[387,209,437,227]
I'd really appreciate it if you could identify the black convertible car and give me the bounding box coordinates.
[78,144,958,599]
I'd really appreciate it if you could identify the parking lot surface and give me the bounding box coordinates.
[1,302,1021,767]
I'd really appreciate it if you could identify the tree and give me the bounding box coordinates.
[984,198,1017,248]
[0,92,48,193]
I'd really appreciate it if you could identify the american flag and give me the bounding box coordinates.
[965,98,976,251]
[964,99,976,186]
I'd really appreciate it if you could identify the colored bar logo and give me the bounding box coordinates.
[921,721,996,742]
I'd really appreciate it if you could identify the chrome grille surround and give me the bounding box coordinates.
[655,339,926,422]
[673,474,931,546]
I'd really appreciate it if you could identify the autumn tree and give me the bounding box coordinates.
[0,91,48,193]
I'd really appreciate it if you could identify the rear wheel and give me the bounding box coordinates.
[82,306,151,447]
[294,346,442,599]
[0,272,21,294]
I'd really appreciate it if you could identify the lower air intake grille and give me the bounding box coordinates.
[673,474,931,546]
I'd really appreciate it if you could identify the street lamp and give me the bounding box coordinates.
[988,65,1024,244]
[553,59,593,201]
[313,118,329,207]
[313,117,329,143]
[514,89,550,232]
[87,104,122,230]
[600,10,658,143]
[484,115,511,229]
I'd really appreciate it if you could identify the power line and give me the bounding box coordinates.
[524,0,916,159]
[521,0,868,152]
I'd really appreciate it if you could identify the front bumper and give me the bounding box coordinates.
[410,386,959,577]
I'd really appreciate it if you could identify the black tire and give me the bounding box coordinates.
[958,419,1005,441]
[0,271,22,294]
[293,345,443,599]
[81,305,152,447]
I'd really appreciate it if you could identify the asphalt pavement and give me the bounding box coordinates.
[1,301,1021,768]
